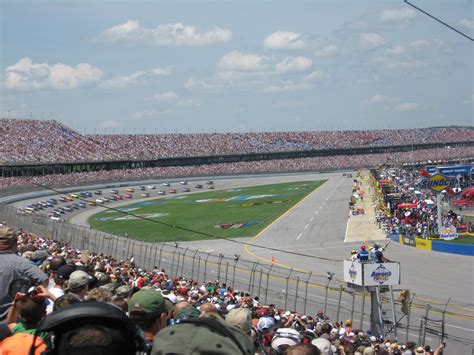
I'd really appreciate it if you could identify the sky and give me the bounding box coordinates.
[0,0,473,134]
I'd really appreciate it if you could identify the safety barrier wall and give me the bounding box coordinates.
[390,233,474,256]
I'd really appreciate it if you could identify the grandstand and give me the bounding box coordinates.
[1,119,473,163]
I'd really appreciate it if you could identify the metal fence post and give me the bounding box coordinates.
[159,244,165,269]
[264,264,274,305]
[197,255,202,283]
[257,268,263,301]
[170,247,177,275]
[294,276,300,312]
[360,291,366,330]
[216,254,223,280]
[249,262,259,295]
[224,262,229,285]
[303,272,312,315]
[336,285,343,322]
[203,254,211,282]
[284,268,294,311]
[181,248,189,276]
[191,250,199,280]
[351,291,356,326]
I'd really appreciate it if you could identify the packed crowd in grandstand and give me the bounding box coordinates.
[1,146,472,190]
[0,226,446,354]
[1,119,473,163]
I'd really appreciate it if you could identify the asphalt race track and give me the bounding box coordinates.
[7,172,474,353]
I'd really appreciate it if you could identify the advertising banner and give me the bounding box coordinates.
[363,263,400,286]
[417,173,457,193]
[343,260,363,286]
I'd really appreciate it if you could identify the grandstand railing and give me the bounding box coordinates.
[1,203,473,348]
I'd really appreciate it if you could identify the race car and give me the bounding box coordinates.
[195,184,203,189]
[169,188,177,194]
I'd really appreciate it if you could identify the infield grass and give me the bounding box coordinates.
[88,180,325,242]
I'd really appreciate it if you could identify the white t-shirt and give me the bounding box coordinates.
[46,287,65,314]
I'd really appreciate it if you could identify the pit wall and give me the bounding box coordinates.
[389,233,474,256]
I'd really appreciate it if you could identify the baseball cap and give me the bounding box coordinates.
[116,285,132,298]
[175,306,200,322]
[68,270,93,289]
[312,337,334,355]
[151,317,253,355]
[128,290,167,320]
[57,264,76,280]
[226,308,252,333]
[0,226,17,250]
[257,316,276,332]
[271,328,302,352]
[31,249,49,262]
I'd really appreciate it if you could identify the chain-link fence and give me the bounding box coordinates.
[1,203,473,350]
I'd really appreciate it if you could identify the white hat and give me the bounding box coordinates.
[271,328,302,352]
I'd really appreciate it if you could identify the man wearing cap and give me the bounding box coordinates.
[65,270,93,300]
[0,226,47,308]
[128,289,169,352]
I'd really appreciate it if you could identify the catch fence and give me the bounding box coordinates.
[1,203,473,349]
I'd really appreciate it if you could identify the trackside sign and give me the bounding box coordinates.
[417,173,456,193]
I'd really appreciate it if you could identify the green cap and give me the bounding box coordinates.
[151,318,254,355]
[174,306,201,322]
[128,290,167,320]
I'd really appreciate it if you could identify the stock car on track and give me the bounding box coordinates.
[158,190,166,195]
[140,192,150,197]
[162,182,171,187]
[147,185,156,190]
[195,184,203,189]
[124,193,133,198]
[180,181,188,185]
[169,188,177,194]
[182,187,190,192]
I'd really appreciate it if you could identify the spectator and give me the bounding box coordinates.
[65,270,93,300]
[128,289,169,351]
[0,226,47,314]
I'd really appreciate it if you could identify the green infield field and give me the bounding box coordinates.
[88,180,325,242]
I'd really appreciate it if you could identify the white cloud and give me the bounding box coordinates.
[359,33,385,50]
[368,94,399,104]
[393,102,418,111]
[379,8,416,23]
[99,71,146,89]
[275,56,312,74]
[303,70,323,82]
[184,77,222,90]
[96,20,232,46]
[152,66,173,76]
[4,57,102,91]
[217,51,268,71]
[314,44,338,57]
[409,40,432,49]
[131,109,170,120]
[263,80,311,93]
[458,19,474,30]
[384,45,406,56]
[148,91,178,101]
[263,31,305,50]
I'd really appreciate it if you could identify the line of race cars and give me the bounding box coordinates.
[17,180,215,221]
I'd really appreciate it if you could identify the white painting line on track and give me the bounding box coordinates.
[304,224,309,230]
[296,233,302,240]
[343,217,350,243]
[310,217,314,221]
